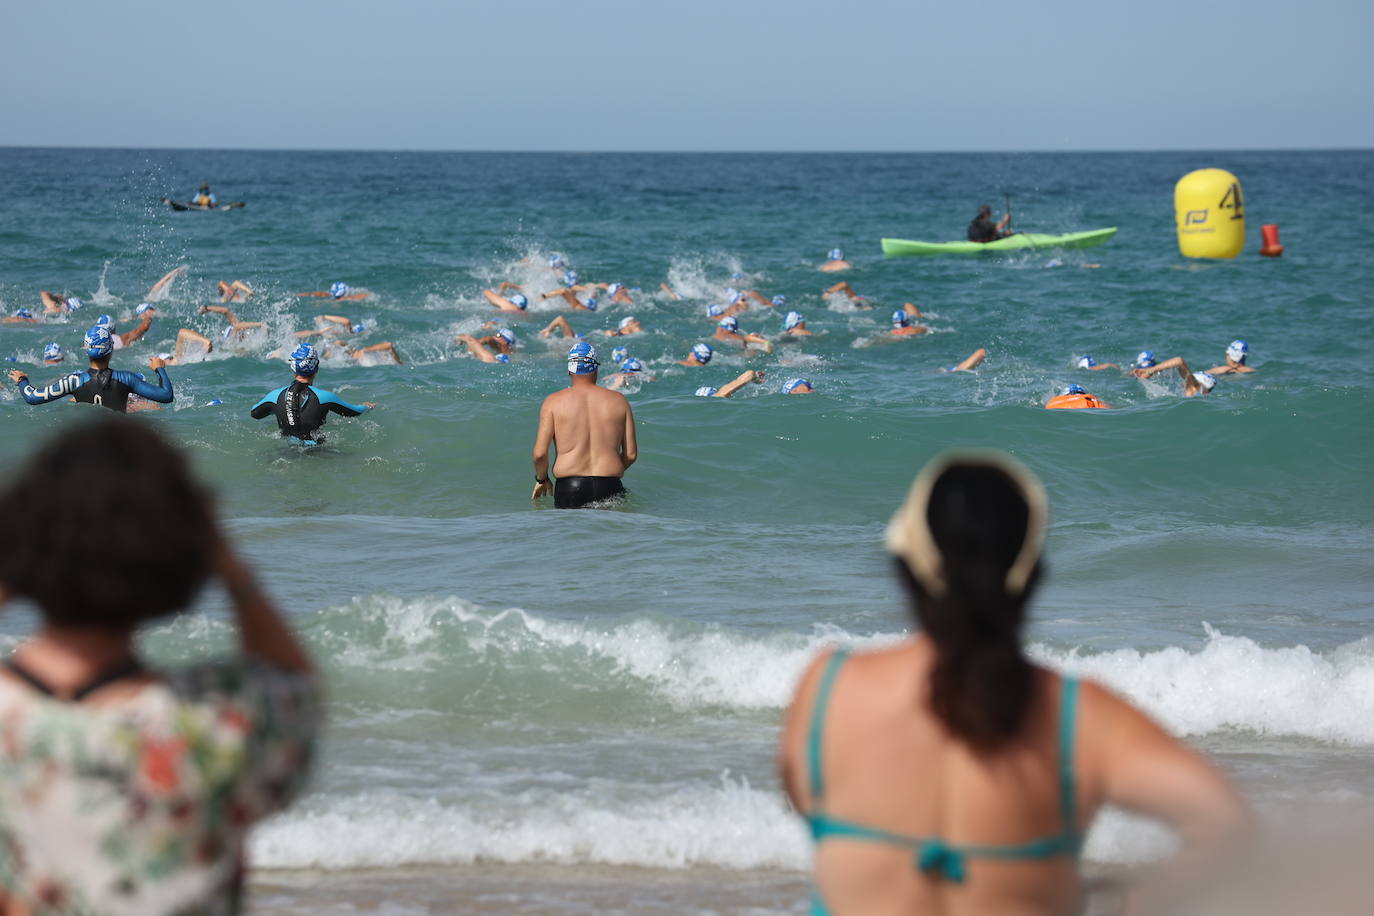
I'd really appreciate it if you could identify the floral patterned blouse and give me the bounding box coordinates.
[0,660,320,915]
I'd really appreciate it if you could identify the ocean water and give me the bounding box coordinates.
[1,148,1372,910]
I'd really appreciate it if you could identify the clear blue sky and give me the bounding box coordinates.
[3,0,1369,151]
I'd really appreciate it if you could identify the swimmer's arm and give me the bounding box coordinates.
[1088,363,1119,371]
[291,291,332,297]
[621,403,638,470]
[456,334,499,363]
[315,389,369,416]
[40,291,64,312]
[317,314,352,329]
[659,283,680,300]
[742,333,773,353]
[119,311,155,346]
[199,304,241,324]
[148,266,186,297]
[120,365,174,404]
[250,389,285,420]
[540,316,575,339]
[13,372,80,405]
[531,400,554,499]
[715,370,761,398]
[496,281,523,293]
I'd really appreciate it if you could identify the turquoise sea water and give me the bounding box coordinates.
[1,148,1372,908]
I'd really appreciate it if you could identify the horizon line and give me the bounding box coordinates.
[2,144,1371,156]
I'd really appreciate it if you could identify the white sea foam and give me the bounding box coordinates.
[252,774,1174,872]
[319,597,1374,745]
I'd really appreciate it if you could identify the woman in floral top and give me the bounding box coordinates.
[0,416,320,915]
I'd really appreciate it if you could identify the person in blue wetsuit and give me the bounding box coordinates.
[778,452,1248,915]
[8,325,174,413]
[250,344,374,444]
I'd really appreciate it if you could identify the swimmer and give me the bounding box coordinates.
[96,307,158,350]
[901,303,924,318]
[942,348,987,372]
[250,344,374,443]
[596,282,634,305]
[1134,350,1158,371]
[484,288,530,312]
[294,315,367,340]
[39,292,84,314]
[819,248,851,272]
[1205,339,1256,376]
[1075,354,1120,371]
[217,280,255,302]
[705,300,748,322]
[741,289,778,307]
[197,305,264,342]
[890,310,928,337]
[9,325,174,413]
[694,369,765,398]
[712,316,773,353]
[543,287,599,311]
[606,316,643,337]
[1133,357,1216,397]
[771,295,789,309]
[42,343,63,365]
[659,282,681,301]
[531,342,637,508]
[347,341,402,366]
[3,309,38,325]
[455,334,511,364]
[781,377,815,394]
[292,282,370,301]
[165,328,214,365]
[1045,383,1111,409]
[539,315,580,339]
[605,357,651,390]
[781,311,813,336]
[678,342,714,367]
[148,266,187,299]
[823,281,871,307]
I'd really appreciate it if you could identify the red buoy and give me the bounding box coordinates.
[1260,223,1284,257]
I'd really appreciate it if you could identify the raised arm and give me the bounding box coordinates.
[214,529,313,673]
[659,283,681,301]
[456,334,500,363]
[119,311,156,346]
[496,281,523,293]
[199,304,241,324]
[123,360,174,403]
[742,333,774,353]
[148,266,187,297]
[540,315,576,339]
[1132,356,1186,379]
[716,369,763,398]
[531,399,555,500]
[9,370,80,405]
[317,314,352,329]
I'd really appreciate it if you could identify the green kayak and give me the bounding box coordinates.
[881,228,1117,257]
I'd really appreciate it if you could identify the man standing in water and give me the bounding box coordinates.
[531,342,637,508]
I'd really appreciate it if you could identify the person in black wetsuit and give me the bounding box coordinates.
[8,325,174,413]
[968,204,1012,243]
[250,344,374,444]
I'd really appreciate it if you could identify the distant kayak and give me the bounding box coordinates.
[881,228,1117,257]
[161,198,246,212]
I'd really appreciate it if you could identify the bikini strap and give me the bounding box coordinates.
[3,655,144,702]
[806,648,850,802]
[1058,675,1080,832]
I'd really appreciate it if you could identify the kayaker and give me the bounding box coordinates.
[968,204,1012,243]
[193,183,217,207]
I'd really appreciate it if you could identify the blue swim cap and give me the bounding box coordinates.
[892,310,910,327]
[96,314,114,328]
[1076,355,1097,369]
[782,378,812,394]
[829,248,844,261]
[618,316,636,331]
[497,328,516,345]
[1062,384,1087,396]
[66,297,83,311]
[43,342,63,361]
[620,357,643,373]
[583,296,598,311]
[783,311,803,331]
[291,343,320,376]
[352,322,366,334]
[84,325,113,359]
[550,254,566,268]
[330,282,350,299]
[691,343,713,364]
[694,386,718,397]
[564,271,578,287]
[1135,350,1156,368]
[510,293,528,309]
[207,398,223,406]
[611,345,629,363]
[718,316,739,332]
[707,304,724,318]
[731,271,744,281]
[726,289,742,305]
[1226,339,1248,363]
[495,353,511,363]
[14,308,33,320]
[607,282,623,297]
[135,303,153,315]
[772,295,787,307]
[567,341,599,374]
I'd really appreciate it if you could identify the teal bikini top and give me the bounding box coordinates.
[805,648,1083,887]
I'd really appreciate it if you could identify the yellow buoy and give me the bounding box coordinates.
[1175,168,1245,258]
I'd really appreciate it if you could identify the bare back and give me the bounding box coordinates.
[540,382,636,478]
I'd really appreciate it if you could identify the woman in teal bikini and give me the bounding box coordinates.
[779,452,1248,915]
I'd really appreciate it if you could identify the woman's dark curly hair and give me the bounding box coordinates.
[0,416,216,628]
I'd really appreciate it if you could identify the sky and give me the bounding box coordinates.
[2,0,1370,151]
